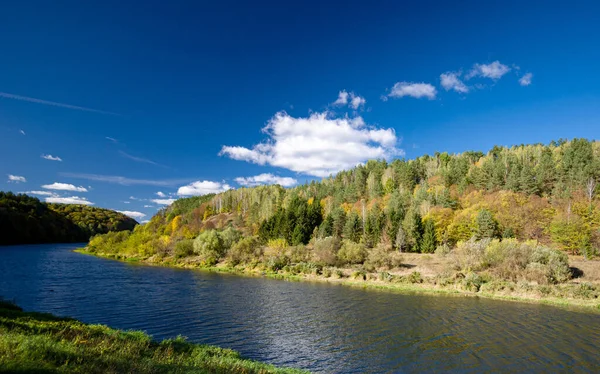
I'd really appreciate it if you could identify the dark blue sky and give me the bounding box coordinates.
[1,1,599,221]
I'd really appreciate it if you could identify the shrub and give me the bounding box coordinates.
[365,245,403,270]
[220,226,242,249]
[337,240,367,265]
[287,244,311,263]
[435,243,451,256]
[193,230,225,266]
[265,255,290,272]
[267,238,288,251]
[462,272,483,292]
[352,270,367,280]
[312,237,340,266]
[174,239,194,258]
[450,238,571,285]
[227,236,262,266]
[407,271,423,284]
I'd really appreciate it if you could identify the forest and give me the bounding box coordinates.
[0,192,138,245]
[82,139,600,302]
[89,139,600,258]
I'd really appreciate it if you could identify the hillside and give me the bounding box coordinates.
[84,139,600,306]
[0,192,137,245]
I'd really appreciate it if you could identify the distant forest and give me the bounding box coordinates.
[89,138,600,262]
[0,192,138,245]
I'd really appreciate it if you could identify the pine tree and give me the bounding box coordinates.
[476,209,497,239]
[421,219,437,253]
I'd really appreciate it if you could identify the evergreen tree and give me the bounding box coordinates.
[476,209,497,239]
[343,212,362,243]
[421,219,437,253]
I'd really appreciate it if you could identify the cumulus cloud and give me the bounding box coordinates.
[386,82,437,99]
[42,154,62,162]
[440,72,469,93]
[151,198,176,205]
[333,90,349,105]
[7,174,26,183]
[334,90,366,110]
[519,72,533,86]
[41,182,88,192]
[466,61,510,80]
[220,111,401,177]
[117,210,146,220]
[177,181,231,196]
[235,173,297,187]
[155,191,166,197]
[45,196,93,205]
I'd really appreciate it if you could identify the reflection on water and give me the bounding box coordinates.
[1,243,599,373]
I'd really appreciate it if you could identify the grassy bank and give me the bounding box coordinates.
[0,299,305,374]
[76,249,600,312]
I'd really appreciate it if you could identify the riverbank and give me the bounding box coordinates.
[76,249,600,312]
[0,299,305,373]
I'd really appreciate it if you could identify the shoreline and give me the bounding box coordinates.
[0,299,304,373]
[75,249,600,312]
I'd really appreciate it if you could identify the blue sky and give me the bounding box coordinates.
[1,1,599,221]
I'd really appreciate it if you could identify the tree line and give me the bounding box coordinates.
[0,192,138,245]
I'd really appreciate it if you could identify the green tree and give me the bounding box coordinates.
[476,209,497,239]
[421,219,437,253]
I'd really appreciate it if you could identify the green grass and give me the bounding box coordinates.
[0,300,306,374]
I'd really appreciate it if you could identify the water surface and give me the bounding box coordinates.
[1,243,599,373]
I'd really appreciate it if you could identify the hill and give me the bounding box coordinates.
[0,192,137,245]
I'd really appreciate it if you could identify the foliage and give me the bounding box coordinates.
[193,230,225,265]
[0,192,137,245]
[337,240,367,265]
[0,302,304,373]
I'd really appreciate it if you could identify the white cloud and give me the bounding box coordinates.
[440,72,469,93]
[42,182,88,192]
[7,174,26,183]
[143,205,154,208]
[151,198,176,205]
[123,201,130,204]
[177,181,231,196]
[519,72,533,86]
[141,220,150,224]
[45,196,94,205]
[42,154,62,162]
[333,90,365,110]
[235,173,298,187]
[105,136,118,143]
[155,191,166,197]
[20,129,26,135]
[22,190,55,196]
[467,61,510,80]
[117,210,146,220]
[386,82,437,99]
[333,90,349,105]
[220,111,401,177]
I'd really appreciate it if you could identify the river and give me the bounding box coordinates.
[1,243,599,373]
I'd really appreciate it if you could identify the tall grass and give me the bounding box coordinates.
[0,300,306,374]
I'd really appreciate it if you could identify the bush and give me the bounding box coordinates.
[337,240,367,265]
[193,230,225,266]
[365,245,403,270]
[435,243,451,256]
[267,238,288,251]
[227,236,262,266]
[220,227,242,249]
[265,255,290,272]
[174,239,194,258]
[287,244,311,263]
[450,238,571,285]
[312,237,340,266]
[462,272,483,292]
[407,271,423,284]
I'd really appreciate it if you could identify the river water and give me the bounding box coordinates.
[1,243,599,373]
